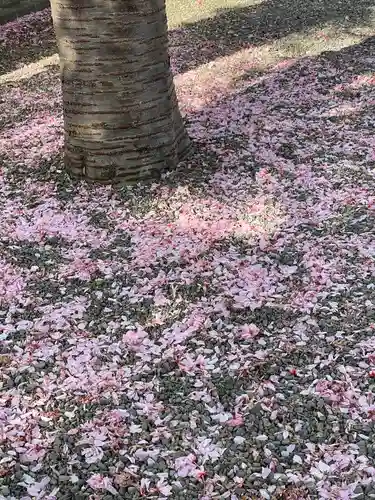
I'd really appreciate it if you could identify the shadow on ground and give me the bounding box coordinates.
[172,0,375,72]
[135,35,375,199]
[1,0,375,75]
[0,7,55,74]
[0,25,375,500]
[0,0,49,23]
[2,34,374,209]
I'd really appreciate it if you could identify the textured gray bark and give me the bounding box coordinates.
[50,0,191,183]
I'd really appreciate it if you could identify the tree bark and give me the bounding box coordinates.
[50,0,191,184]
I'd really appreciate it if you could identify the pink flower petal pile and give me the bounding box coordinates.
[0,7,374,500]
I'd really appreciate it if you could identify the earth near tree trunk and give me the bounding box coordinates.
[50,0,191,184]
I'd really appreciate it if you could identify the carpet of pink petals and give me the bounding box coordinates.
[0,8,374,500]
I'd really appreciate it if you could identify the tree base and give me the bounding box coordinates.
[51,0,191,184]
[65,134,193,186]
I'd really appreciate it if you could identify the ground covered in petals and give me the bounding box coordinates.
[0,2,375,499]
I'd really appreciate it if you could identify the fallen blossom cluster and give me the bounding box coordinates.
[0,7,374,500]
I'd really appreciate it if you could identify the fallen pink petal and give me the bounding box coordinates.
[0,2,375,499]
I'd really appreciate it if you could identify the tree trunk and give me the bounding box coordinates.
[50,0,191,184]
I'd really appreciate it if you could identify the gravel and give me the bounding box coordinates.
[1,5,375,500]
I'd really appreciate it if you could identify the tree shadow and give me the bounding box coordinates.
[1,34,375,199]
[2,0,375,76]
[1,29,374,500]
[154,34,375,198]
[48,34,375,231]
[170,0,375,73]
[0,0,49,24]
[0,7,55,74]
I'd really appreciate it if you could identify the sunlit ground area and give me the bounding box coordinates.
[0,1,375,499]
